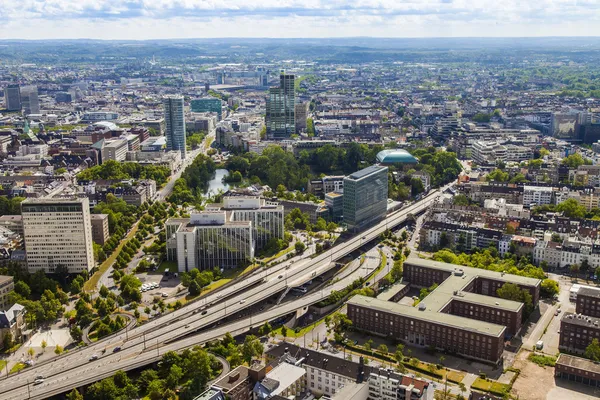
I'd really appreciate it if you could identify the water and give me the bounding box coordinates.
[205,169,230,196]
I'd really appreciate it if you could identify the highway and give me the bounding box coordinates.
[0,188,443,399]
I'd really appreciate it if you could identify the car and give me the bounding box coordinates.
[362,236,366,239]
[113,346,122,353]
[33,378,44,385]
[35,375,44,380]
[184,324,190,328]
[162,293,169,298]
[278,275,283,279]
[555,311,559,316]
[24,360,33,366]
[201,310,208,315]
[89,355,99,361]
[240,300,246,304]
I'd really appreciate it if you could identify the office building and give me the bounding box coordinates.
[165,212,254,272]
[253,362,306,399]
[21,198,95,274]
[191,98,223,120]
[55,92,72,103]
[325,192,344,222]
[347,257,541,365]
[163,95,187,159]
[4,84,21,111]
[295,101,309,133]
[90,214,110,245]
[222,194,284,250]
[102,138,128,162]
[368,368,432,400]
[0,276,14,311]
[343,165,389,231]
[20,86,40,115]
[559,312,600,353]
[266,73,295,139]
[522,186,553,206]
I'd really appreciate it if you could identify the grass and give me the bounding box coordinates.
[88,331,98,342]
[155,261,177,274]
[201,278,232,294]
[471,377,510,396]
[10,362,26,374]
[0,360,6,372]
[2,343,21,355]
[84,223,140,292]
[446,370,465,384]
[528,352,557,367]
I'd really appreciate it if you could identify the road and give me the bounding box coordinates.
[0,188,445,399]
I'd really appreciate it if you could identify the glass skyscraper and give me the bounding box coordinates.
[266,73,295,139]
[190,98,223,120]
[343,165,389,231]
[163,95,187,159]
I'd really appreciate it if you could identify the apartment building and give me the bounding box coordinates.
[368,368,432,400]
[0,276,14,311]
[522,185,554,207]
[0,215,23,236]
[559,312,600,353]
[576,287,600,318]
[165,212,254,272]
[21,198,95,274]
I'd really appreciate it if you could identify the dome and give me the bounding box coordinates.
[376,149,418,165]
[93,121,119,131]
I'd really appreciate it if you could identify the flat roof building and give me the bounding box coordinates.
[343,165,388,232]
[163,95,187,160]
[21,198,95,274]
[90,214,110,245]
[560,312,600,353]
[576,287,600,318]
[348,257,541,365]
[555,353,600,388]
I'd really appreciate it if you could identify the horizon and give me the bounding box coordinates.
[1,0,599,40]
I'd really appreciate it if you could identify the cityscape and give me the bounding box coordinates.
[0,6,600,400]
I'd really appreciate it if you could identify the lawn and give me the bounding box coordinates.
[10,362,26,374]
[84,223,140,292]
[156,260,177,274]
[201,278,232,294]
[528,353,557,367]
[0,360,6,372]
[471,377,510,396]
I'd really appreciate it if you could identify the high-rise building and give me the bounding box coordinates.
[163,95,187,159]
[343,165,388,231]
[21,198,95,274]
[191,98,223,120]
[266,73,295,139]
[4,84,21,112]
[294,102,309,133]
[20,86,40,115]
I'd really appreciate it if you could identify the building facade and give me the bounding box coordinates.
[0,276,14,311]
[90,214,110,245]
[266,73,295,139]
[560,312,600,353]
[343,165,389,231]
[163,95,187,159]
[21,198,95,274]
[555,353,600,388]
[4,84,21,111]
[20,86,40,115]
[191,98,223,120]
[166,212,254,272]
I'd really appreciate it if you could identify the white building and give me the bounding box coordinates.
[21,198,95,274]
[523,186,554,207]
[472,140,506,165]
[368,369,432,400]
[102,138,128,162]
[222,195,284,250]
[165,212,254,272]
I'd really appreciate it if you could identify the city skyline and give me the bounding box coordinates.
[1,0,600,39]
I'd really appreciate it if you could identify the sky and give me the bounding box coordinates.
[1,0,600,40]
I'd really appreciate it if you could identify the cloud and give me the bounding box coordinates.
[0,0,599,39]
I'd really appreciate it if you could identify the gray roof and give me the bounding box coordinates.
[349,295,506,337]
[347,165,388,180]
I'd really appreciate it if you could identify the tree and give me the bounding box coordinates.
[2,331,13,350]
[41,340,47,353]
[452,194,470,206]
[439,232,450,249]
[295,241,306,254]
[70,326,83,342]
[585,338,600,361]
[189,280,201,296]
[378,344,388,355]
[281,325,288,337]
[147,379,166,400]
[66,389,84,400]
[166,364,184,389]
[497,283,524,302]
[14,281,31,298]
[55,345,63,355]
[28,347,34,358]
[241,335,264,363]
[571,264,581,278]
[556,198,586,219]
[551,233,562,243]
[540,279,560,298]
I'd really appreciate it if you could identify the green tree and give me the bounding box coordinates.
[378,344,388,355]
[556,198,586,219]
[562,153,592,168]
[240,335,264,363]
[452,194,470,206]
[540,279,560,298]
[166,364,184,389]
[66,389,84,400]
[585,338,600,361]
[14,281,31,298]
[295,241,306,254]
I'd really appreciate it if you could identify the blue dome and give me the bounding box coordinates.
[376,149,418,164]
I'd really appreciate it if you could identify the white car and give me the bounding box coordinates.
[33,378,44,385]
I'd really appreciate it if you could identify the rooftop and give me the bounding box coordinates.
[578,287,600,299]
[376,282,408,302]
[376,149,419,164]
[561,312,600,328]
[213,366,250,392]
[347,165,388,181]
[557,353,600,375]
[265,362,306,396]
[349,295,506,337]
[405,257,541,288]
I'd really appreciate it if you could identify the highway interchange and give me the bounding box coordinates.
[0,187,444,400]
